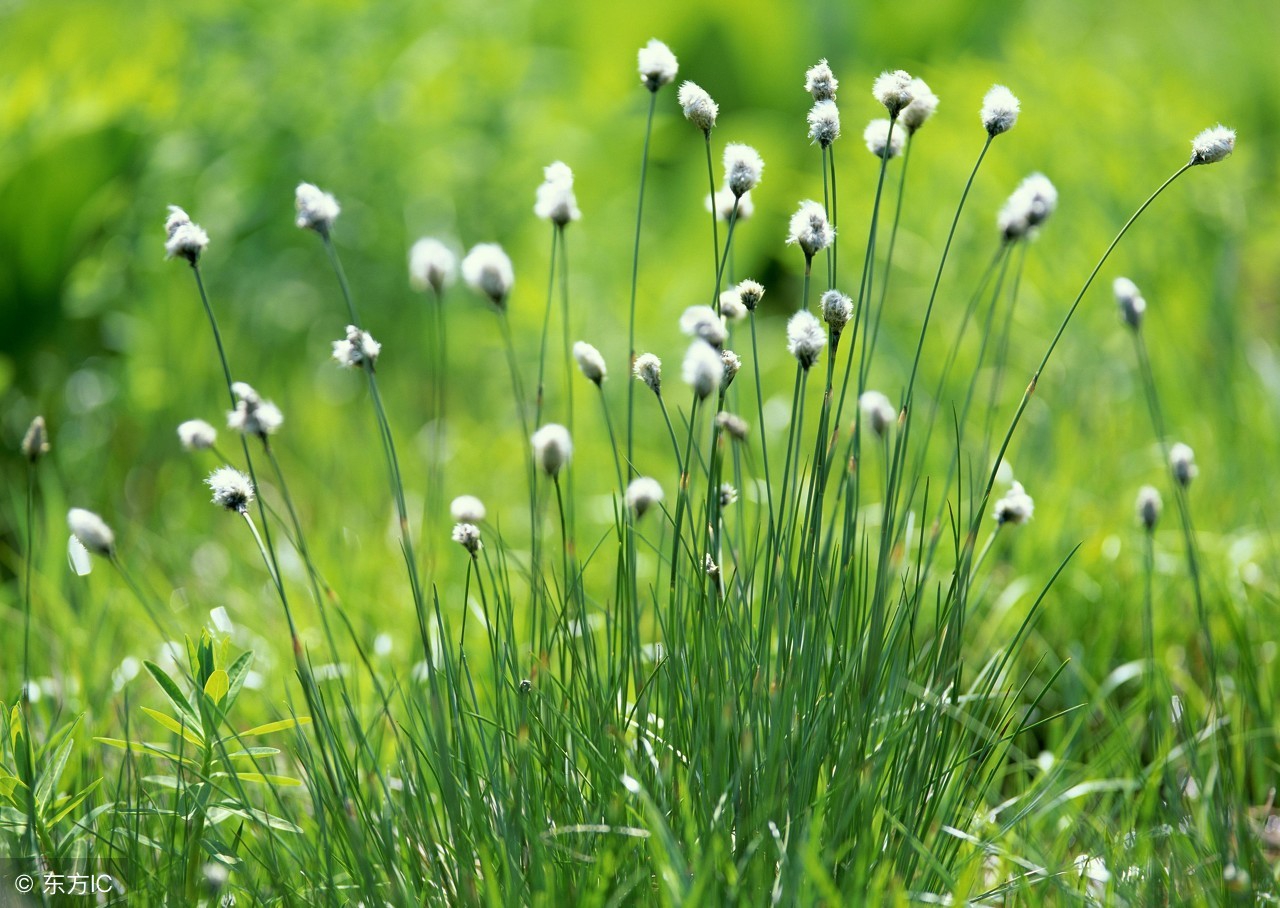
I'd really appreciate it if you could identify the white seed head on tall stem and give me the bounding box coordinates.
[534,161,581,226]
[625,476,665,518]
[786,310,826,370]
[723,143,764,197]
[981,85,1020,136]
[451,522,483,556]
[859,390,897,437]
[863,119,905,160]
[332,324,382,369]
[451,495,487,523]
[531,424,573,477]
[633,353,663,396]
[638,39,679,92]
[295,182,341,235]
[409,238,457,293]
[997,173,1058,241]
[707,187,754,222]
[680,305,728,348]
[720,350,741,390]
[1113,277,1146,330]
[718,289,748,322]
[719,483,738,507]
[787,200,834,258]
[207,466,255,514]
[993,481,1035,526]
[23,415,49,463]
[1190,125,1236,165]
[820,290,853,335]
[716,411,749,440]
[178,419,218,452]
[164,205,209,265]
[227,383,283,439]
[683,340,724,400]
[1170,442,1198,487]
[573,341,607,385]
[1136,485,1163,531]
[68,508,115,556]
[736,279,765,312]
[804,58,838,102]
[678,81,718,134]
[872,70,914,117]
[807,100,841,148]
[900,79,939,134]
[462,243,515,308]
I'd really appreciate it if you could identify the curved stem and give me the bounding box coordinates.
[628,92,659,483]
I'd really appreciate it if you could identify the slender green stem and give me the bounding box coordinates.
[705,132,720,287]
[536,225,559,427]
[628,92,658,484]
[21,465,39,866]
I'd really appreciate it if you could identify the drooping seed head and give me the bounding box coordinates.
[786,310,827,370]
[718,289,748,322]
[707,187,754,222]
[680,305,728,348]
[573,341,607,385]
[716,411,749,441]
[633,353,662,395]
[997,173,1058,241]
[820,289,853,335]
[993,480,1035,526]
[625,476,665,518]
[461,243,515,308]
[534,161,581,226]
[332,324,382,370]
[638,39,679,92]
[804,58,838,102]
[981,85,1020,136]
[1136,485,1162,531]
[409,238,457,293]
[450,495,487,523]
[723,143,764,197]
[720,350,741,390]
[451,522,483,556]
[294,182,341,235]
[1113,277,1146,330]
[68,507,115,556]
[1189,125,1236,165]
[206,466,255,514]
[1169,442,1197,487]
[786,200,834,258]
[164,205,209,265]
[531,424,573,477]
[22,415,49,463]
[178,419,218,452]
[900,78,939,134]
[807,100,841,148]
[872,70,914,117]
[736,279,765,312]
[863,119,905,160]
[678,81,718,133]
[682,340,724,400]
[859,390,897,437]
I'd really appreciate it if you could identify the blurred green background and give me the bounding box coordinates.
[2,0,1279,697]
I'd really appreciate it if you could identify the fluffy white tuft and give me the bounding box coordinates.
[736,279,765,312]
[786,310,827,370]
[807,100,841,147]
[638,39,679,91]
[178,419,218,451]
[706,187,754,222]
[786,200,834,257]
[682,341,724,400]
[206,466,255,513]
[804,59,838,102]
[1136,485,1162,530]
[1190,124,1236,165]
[981,85,1020,136]
[1169,442,1197,487]
[872,70,914,117]
[997,173,1058,241]
[531,424,573,477]
[68,508,115,556]
[900,78,939,133]
[450,495,487,523]
[451,522,483,555]
[1113,277,1146,329]
[534,161,581,225]
[678,81,718,132]
[573,341,607,385]
[723,143,764,197]
[625,477,665,518]
[295,182,341,234]
[461,243,514,307]
[859,391,897,437]
[332,324,382,369]
[164,205,210,264]
[680,305,727,348]
[863,119,905,160]
[409,238,457,293]
[820,289,853,334]
[227,384,283,439]
[993,481,1035,526]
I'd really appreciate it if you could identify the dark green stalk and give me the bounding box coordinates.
[628,91,659,484]
[535,226,559,427]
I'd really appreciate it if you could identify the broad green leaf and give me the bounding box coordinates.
[207,805,302,833]
[239,717,312,737]
[34,729,75,811]
[143,661,197,725]
[140,708,204,747]
[141,775,182,790]
[224,652,253,711]
[203,670,230,705]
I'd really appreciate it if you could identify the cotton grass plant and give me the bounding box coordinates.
[5,37,1263,906]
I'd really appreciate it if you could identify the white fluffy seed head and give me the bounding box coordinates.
[859,390,897,437]
[534,161,581,226]
[872,70,914,117]
[718,290,748,323]
[295,182,341,235]
[993,480,1035,526]
[452,522,483,556]
[206,466,255,513]
[719,483,738,507]
[1170,442,1198,487]
[863,119,905,160]
[227,384,283,439]
[900,78,939,134]
[716,411,749,441]
[409,238,457,293]
[633,353,662,395]
[23,415,49,462]
[573,341,607,385]
[682,341,724,400]
[450,495,487,523]
[164,205,209,264]
[680,305,727,348]
[178,419,218,451]
[1190,125,1236,165]
[1136,485,1162,531]
[787,200,834,258]
[462,243,514,307]
[638,39,679,92]
[678,81,718,133]
[1113,277,1146,330]
[805,58,838,102]
[982,85,1020,136]
[997,173,1058,241]
[820,290,853,334]
[332,324,382,369]
[707,187,753,222]
[807,100,841,148]
[531,424,573,477]
[786,310,827,370]
[625,476,665,518]
[723,143,764,197]
[720,350,741,390]
[68,508,115,556]
[736,279,765,312]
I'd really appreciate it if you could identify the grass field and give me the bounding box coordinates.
[3,2,1280,903]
